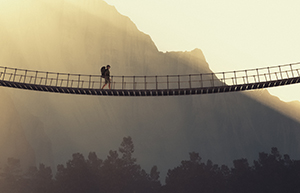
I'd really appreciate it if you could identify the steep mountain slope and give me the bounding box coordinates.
[247,89,300,123]
[0,0,300,180]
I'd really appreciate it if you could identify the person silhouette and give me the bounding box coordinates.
[101,65,111,89]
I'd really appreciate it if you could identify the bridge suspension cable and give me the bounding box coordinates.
[0,62,299,96]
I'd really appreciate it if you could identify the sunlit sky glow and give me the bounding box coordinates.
[105,0,300,102]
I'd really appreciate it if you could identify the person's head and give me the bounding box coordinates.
[107,65,111,69]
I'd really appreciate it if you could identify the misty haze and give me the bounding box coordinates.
[0,0,300,192]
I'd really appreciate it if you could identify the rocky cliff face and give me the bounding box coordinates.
[0,0,300,179]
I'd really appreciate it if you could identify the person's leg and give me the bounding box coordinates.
[102,78,109,89]
[108,78,111,89]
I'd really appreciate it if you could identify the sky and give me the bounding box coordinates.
[105,0,300,102]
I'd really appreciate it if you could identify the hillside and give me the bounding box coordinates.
[0,0,300,179]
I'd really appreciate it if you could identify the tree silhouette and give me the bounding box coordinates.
[0,158,23,193]
[119,136,136,165]
[52,136,161,193]
[165,152,227,193]
[86,152,103,193]
[150,165,160,185]
[101,150,123,193]
[24,164,54,193]
[253,147,300,193]
[55,153,99,193]
[102,136,161,193]
[4,137,300,193]
[230,158,255,193]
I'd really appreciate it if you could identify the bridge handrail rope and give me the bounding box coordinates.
[0,62,300,93]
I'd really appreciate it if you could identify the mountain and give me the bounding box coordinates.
[1,0,300,180]
[247,89,300,123]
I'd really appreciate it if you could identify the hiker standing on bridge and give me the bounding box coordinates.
[101,65,111,89]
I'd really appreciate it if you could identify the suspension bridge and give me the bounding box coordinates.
[0,62,300,96]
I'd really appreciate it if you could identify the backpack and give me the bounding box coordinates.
[100,66,106,77]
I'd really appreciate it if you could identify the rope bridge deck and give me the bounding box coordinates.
[0,62,300,96]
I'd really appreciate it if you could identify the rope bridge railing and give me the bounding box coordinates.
[0,62,300,91]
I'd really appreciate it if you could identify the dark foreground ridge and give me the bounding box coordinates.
[0,62,299,96]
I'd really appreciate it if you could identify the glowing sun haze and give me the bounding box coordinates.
[104,0,300,102]
[1,0,299,102]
